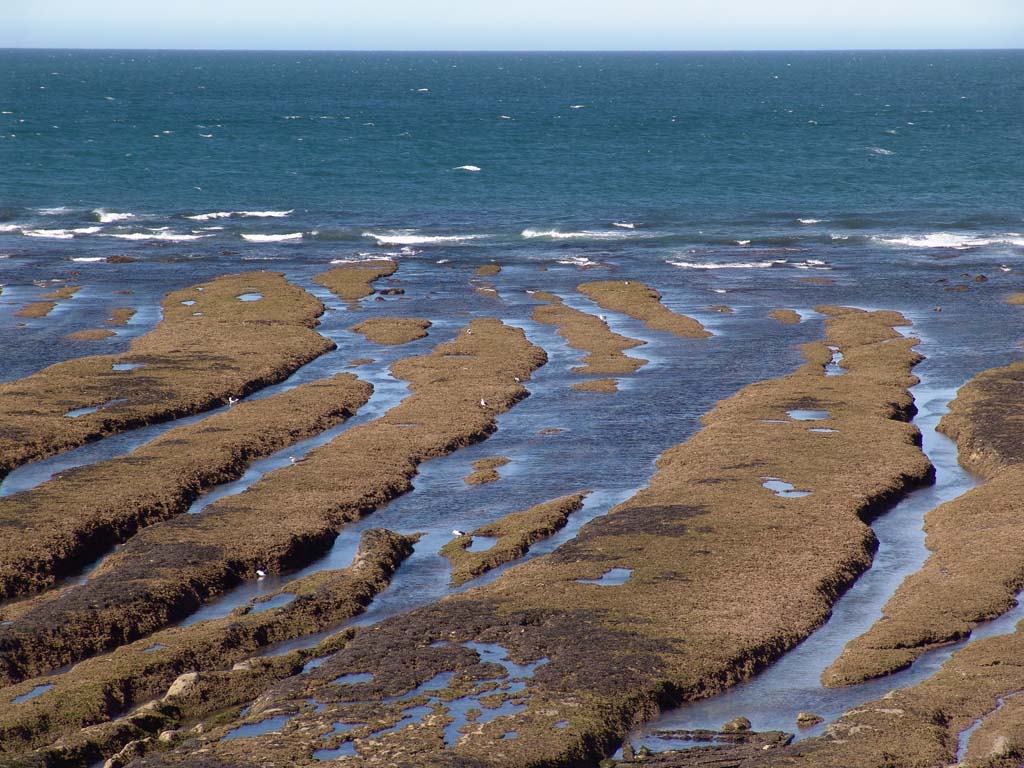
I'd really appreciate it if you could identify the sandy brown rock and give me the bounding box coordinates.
[41,285,80,300]
[106,255,136,264]
[0,272,334,480]
[463,456,510,486]
[350,317,431,345]
[1004,292,1024,305]
[67,329,116,341]
[14,301,56,319]
[0,320,545,686]
[798,276,834,286]
[313,260,397,302]
[769,309,801,324]
[440,492,588,586]
[572,378,619,393]
[475,263,501,276]
[0,373,371,601]
[710,305,733,314]
[136,308,930,767]
[107,308,136,326]
[0,529,414,758]
[531,290,647,375]
[347,358,374,367]
[578,280,711,338]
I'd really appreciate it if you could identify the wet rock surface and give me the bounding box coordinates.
[313,260,398,304]
[578,280,711,339]
[349,317,431,345]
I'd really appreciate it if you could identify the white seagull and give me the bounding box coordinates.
[227,396,238,406]
[452,529,466,537]
[479,399,487,408]
[289,456,299,464]
[256,569,267,578]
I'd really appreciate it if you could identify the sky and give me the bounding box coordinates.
[4,0,1023,50]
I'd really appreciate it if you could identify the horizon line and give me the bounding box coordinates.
[1,45,1022,54]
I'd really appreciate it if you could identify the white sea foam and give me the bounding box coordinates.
[830,234,850,241]
[187,210,293,221]
[92,209,134,223]
[797,218,823,224]
[874,232,1024,250]
[38,206,73,215]
[521,228,630,240]
[735,240,751,246]
[569,104,586,109]
[199,133,213,138]
[612,222,636,229]
[70,257,105,262]
[499,115,512,120]
[454,165,481,172]
[557,256,601,267]
[24,226,101,239]
[0,224,22,233]
[668,259,788,270]
[363,231,488,246]
[104,231,208,242]
[867,147,895,156]
[240,233,303,243]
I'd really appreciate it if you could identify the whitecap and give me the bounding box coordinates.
[199,133,213,138]
[499,115,512,120]
[454,165,481,172]
[38,206,73,215]
[92,209,134,223]
[521,228,630,240]
[735,240,751,246]
[797,218,822,225]
[569,104,585,109]
[557,256,601,267]
[611,222,636,229]
[830,234,850,241]
[416,88,429,92]
[187,210,292,221]
[668,259,788,270]
[874,232,1024,250]
[240,233,303,243]
[867,147,895,156]
[70,257,106,262]
[24,226,100,238]
[362,231,488,246]
[0,224,22,233]
[104,231,209,242]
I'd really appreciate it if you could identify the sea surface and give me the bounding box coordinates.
[2,49,1024,752]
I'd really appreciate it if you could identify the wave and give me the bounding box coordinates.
[668,259,788,270]
[0,224,22,233]
[24,226,101,239]
[363,231,489,246]
[37,206,74,215]
[91,209,134,223]
[867,147,895,156]
[874,232,1024,250]
[557,256,601,267]
[309,229,361,242]
[521,228,632,240]
[735,240,751,246]
[454,165,481,172]
[104,230,209,242]
[797,218,823,225]
[187,210,293,221]
[240,233,303,243]
[611,222,636,229]
[70,257,106,262]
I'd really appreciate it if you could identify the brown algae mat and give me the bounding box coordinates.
[41,285,81,300]
[463,456,510,485]
[1003,292,1024,305]
[0,319,546,686]
[14,301,57,319]
[129,307,931,767]
[0,373,372,601]
[578,280,711,338]
[107,308,137,325]
[0,529,416,760]
[769,309,801,324]
[475,263,501,276]
[312,259,397,302]
[349,317,431,345]
[0,272,334,480]
[530,290,648,375]
[440,492,588,586]
[823,354,1024,687]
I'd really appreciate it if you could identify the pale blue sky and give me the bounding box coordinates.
[4,0,1023,50]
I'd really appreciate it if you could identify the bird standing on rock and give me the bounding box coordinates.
[452,529,466,537]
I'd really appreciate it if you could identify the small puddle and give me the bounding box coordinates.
[220,713,292,740]
[64,399,127,418]
[238,293,263,302]
[11,684,53,704]
[465,536,498,553]
[762,478,812,498]
[250,592,296,614]
[302,656,331,674]
[787,409,829,421]
[319,721,362,740]
[576,567,632,586]
[144,643,166,653]
[333,672,374,686]
[111,363,145,371]
[313,742,358,760]
[825,346,846,377]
